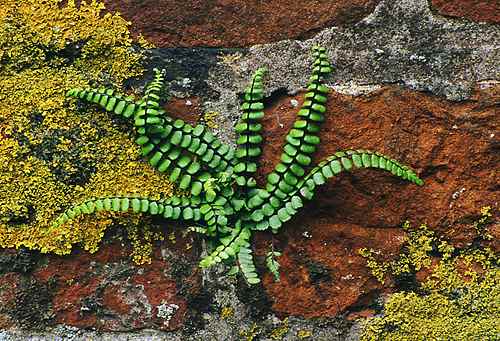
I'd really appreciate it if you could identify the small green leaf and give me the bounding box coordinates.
[378,156,387,169]
[281,153,293,163]
[123,103,136,118]
[179,175,192,189]
[296,154,312,166]
[103,198,112,210]
[291,196,303,209]
[340,157,353,171]
[283,172,298,186]
[269,215,282,230]
[158,159,171,173]
[149,151,163,167]
[111,198,121,211]
[289,129,304,138]
[191,181,202,196]
[313,172,326,185]
[283,144,298,156]
[169,167,181,182]
[131,198,141,213]
[183,207,194,220]
[247,277,261,285]
[352,153,363,168]
[171,131,182,145]
[277,208,291,222]
[290,164,305,177]
[251,210,264,222]
[362,153,371,167]
[141,199,149,212]
[321,165,333,178]
[262,204,275,216]
[149,202,159,215]
[304,135,320,145]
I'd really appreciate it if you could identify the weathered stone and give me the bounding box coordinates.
[258,85,498,239]
[431,0,500,23]
[256,223,405,318]
[248,83,499,317]
[0,273,21,329]
[102,0,381,47]
[25,237,198,331]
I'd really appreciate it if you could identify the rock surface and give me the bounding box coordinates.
[102,0,381,47]
[254,84,499,317]
[431,0,500,23]
[1,0,499,339]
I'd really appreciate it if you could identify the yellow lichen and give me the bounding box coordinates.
[360,209,499,340]
[297,329,312,339]
[359,222,436,284]
[269,317,289,340]
[202,111,219,129]
[239,323,260,341]
[0,0,170,264]
[220,306,234,320]
[358,247,390,283]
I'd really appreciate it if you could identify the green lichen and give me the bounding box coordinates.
[360,208,499,340]
[0,0,172,264]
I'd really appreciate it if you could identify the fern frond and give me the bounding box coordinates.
[56,46,426,286]
[238,244,260,285]
[256,46,331,226]
[266,250,282,282]
[66,87,140,118]
[140,68,167,106]
[234,68,266,189]
[261,150,423,232]
[137,120,235,190]
[52,195,203,228]
[200,194,231,236]
[199,223,251,268]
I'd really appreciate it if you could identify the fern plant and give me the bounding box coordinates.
[53,46,423,285]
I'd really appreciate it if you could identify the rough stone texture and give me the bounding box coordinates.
[0,231,201,332]
[244,83,498,317]
[0,243,360,340]
[1,0,499,338]
[431,0,500,23]
[102,0,381,48]
[255,224,406,318]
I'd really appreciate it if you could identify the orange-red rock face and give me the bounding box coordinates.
[254,85,498,317]
[431,0,500,23]
[27,238,201,331]
[3,85,496,326]
[0,84,497,327]
[101,0,381,47]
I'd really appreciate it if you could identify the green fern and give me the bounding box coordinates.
[266,250,282,282]
[54,46,424,285]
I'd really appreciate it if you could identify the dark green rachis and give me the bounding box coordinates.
[53,46,423,284]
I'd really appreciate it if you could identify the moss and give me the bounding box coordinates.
[360,208,499,340]
[0,0,172,264]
